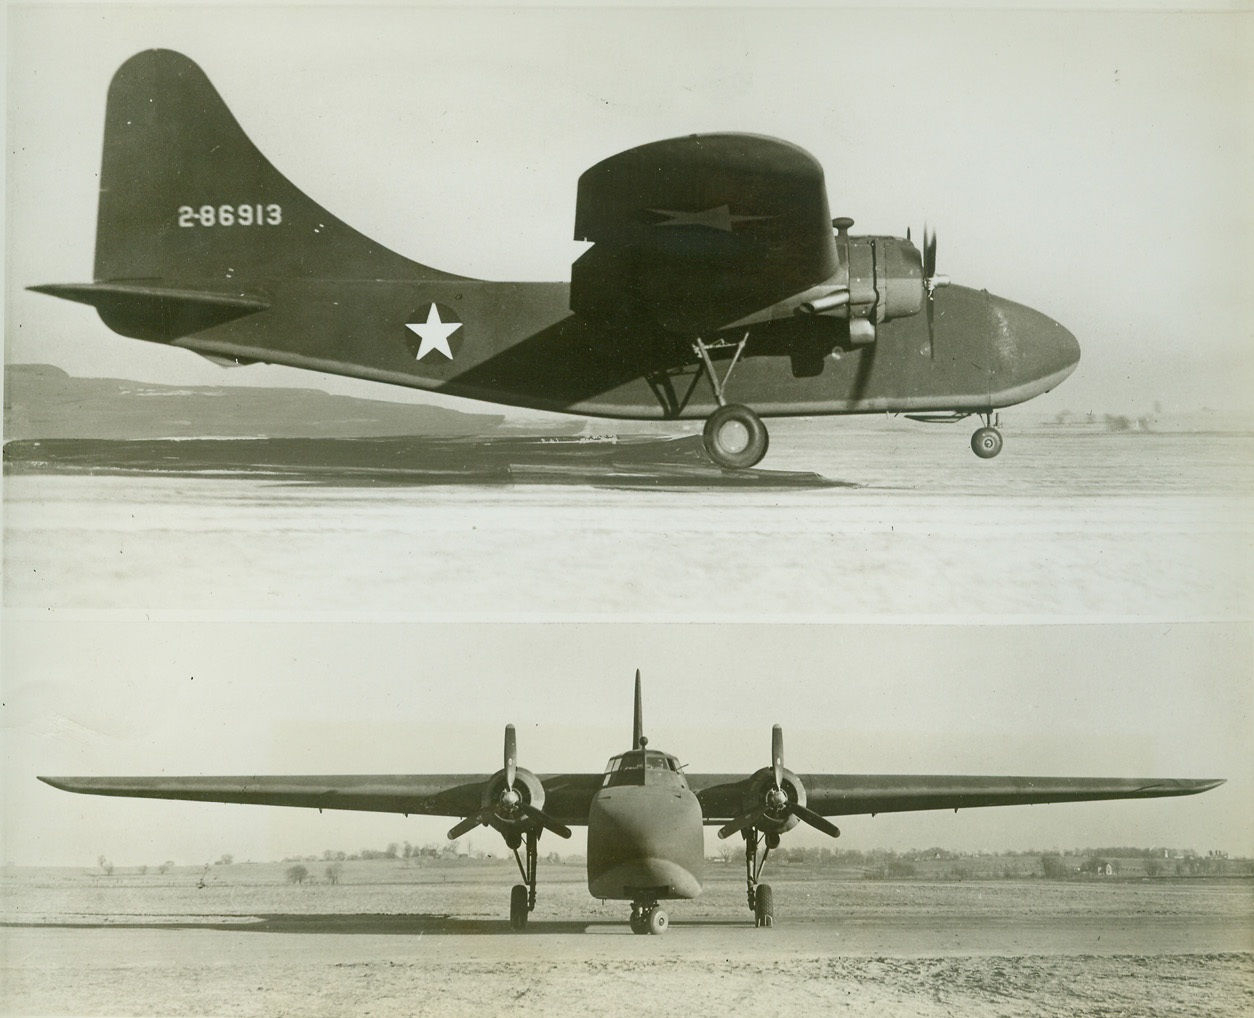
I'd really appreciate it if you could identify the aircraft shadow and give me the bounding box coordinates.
[1,913,722,936]
[2,435,850,490]
[2,912,758,936]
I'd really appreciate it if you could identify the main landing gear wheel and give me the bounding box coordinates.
[753,884,775,928]
[971,426,1003,459]
[703,404,769,470]
[509,883,529,931]
[648,909,669,935]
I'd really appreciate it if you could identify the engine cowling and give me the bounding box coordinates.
[738,765,808,836]
[797,219,923,339]
[479,766,548,837]
[447,725,572,844]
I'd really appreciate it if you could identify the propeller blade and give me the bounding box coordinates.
[771,724,784,790]
[448,809,492,841]
[504,724,517,790]
[924,225,937,279]
[790,802,842,839]
[717,806,766,840]
[520,803,573,839]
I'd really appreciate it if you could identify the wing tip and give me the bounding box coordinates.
[38,776,73,791]
[1191,777,1226,793]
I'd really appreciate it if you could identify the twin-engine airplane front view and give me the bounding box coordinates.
[31,50,1080,468]
[41,673,1222,934]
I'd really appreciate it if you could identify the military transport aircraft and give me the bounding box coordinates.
[41,674,1221,934]
[31,50,1080,469]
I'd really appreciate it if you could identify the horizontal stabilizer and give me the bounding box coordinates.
[29,282,270,342]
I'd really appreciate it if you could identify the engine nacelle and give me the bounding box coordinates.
[480,767,547,836]
[741,766,808,836]
[796,219,924,342]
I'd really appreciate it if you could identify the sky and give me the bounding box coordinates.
[5,2,1253,418]
[3,4,1252,870]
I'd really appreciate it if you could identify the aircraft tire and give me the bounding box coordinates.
[754,884,775,928]
[703,404,769,470]
[648,908,669,935]
[509,883,529,931]
[971,426,1003,459]
[630,912,649,935]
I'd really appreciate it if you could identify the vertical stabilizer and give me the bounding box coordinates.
[633,670,644,750]
[94,49,455,284]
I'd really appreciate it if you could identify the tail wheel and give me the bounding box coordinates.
[509,883,529,931]
[703,404,769,470]
[754,884,775,928]
[971,426,1003,459]
[648,908,670,935]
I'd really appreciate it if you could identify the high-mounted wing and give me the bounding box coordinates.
[571,134,838,335]
[37,773,604,826]
[690,773,1224,822]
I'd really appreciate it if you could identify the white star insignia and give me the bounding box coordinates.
[649,205,774,232]
[406,304,463,360]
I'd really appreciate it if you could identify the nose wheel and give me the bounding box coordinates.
[629,901,670,935]
[971,413,1003,459]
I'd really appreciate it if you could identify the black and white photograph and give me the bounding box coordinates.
[3,3,1252,1015]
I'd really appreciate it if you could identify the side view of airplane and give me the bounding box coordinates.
[40,673,1222,934]
[31,49,1080,469]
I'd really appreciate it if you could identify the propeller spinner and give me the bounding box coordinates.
[717,725,840,841]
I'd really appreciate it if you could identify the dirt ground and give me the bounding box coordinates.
[3,866,1250,1017]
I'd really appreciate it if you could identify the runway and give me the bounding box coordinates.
[4,876,1251,1017]
[5,423,1252,619]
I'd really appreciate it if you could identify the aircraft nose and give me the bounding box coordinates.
[985,294,1080,406]
[586,790,705,899]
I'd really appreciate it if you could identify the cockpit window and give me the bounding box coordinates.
[602,751,676,786]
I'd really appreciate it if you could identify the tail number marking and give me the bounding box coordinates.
[177,204,283,228]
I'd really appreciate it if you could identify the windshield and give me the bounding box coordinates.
[602,750,675,786]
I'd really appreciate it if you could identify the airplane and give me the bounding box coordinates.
[40,673,1222,935]
[29,49,1081,470]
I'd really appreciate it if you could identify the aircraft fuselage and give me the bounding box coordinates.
[71,275,1078,422]
[586,748,705,902]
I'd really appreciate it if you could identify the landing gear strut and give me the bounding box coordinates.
[629,900,669,935]
[743,828,778,928]
[693,334,769,470]
[508,830,539,931]
[971,412,1003,459]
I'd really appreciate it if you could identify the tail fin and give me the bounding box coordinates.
[633,669,644,750]
[93,49,448,284]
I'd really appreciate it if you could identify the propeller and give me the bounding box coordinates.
[921,225,950,360]
[717,725,841,841]
[447,724,572,841]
